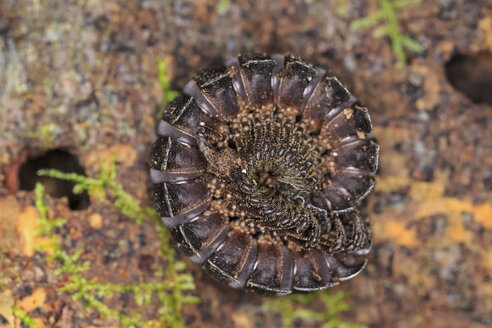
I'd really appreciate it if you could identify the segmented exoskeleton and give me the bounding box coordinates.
[150,53,379,295]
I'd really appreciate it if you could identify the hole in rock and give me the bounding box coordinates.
[18,149,90,210]
[445,52,492,106]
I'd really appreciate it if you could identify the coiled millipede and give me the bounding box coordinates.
[150,53,379,295]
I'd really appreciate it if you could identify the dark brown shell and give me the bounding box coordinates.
[150,53,379,295]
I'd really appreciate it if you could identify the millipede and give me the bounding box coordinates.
[150,53,379,295]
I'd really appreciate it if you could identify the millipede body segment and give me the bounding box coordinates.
[150,53,379,295]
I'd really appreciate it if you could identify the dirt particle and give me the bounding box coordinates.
[89,213,103,229]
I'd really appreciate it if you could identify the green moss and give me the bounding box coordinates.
[336,0,348,17]
[39,159,156,224]
[351,0,423,68]
[157,57,180,116]
[264,290,366,328]
[217,0,231,16]
[34,183,65,248]
[157,58,180,105]
[12,306,44,328]
[36,159,198,328]
[24,124,56,149]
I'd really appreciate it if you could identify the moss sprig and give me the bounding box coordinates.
[34,183,66,244]
[157,57,179,103]
[38,159,156,224]
[24,124,56,149]
[12,306,45,328]
[263,290,366,328]
[351,0,423,68]
[336,0,348,17]
[217,0,231,15]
